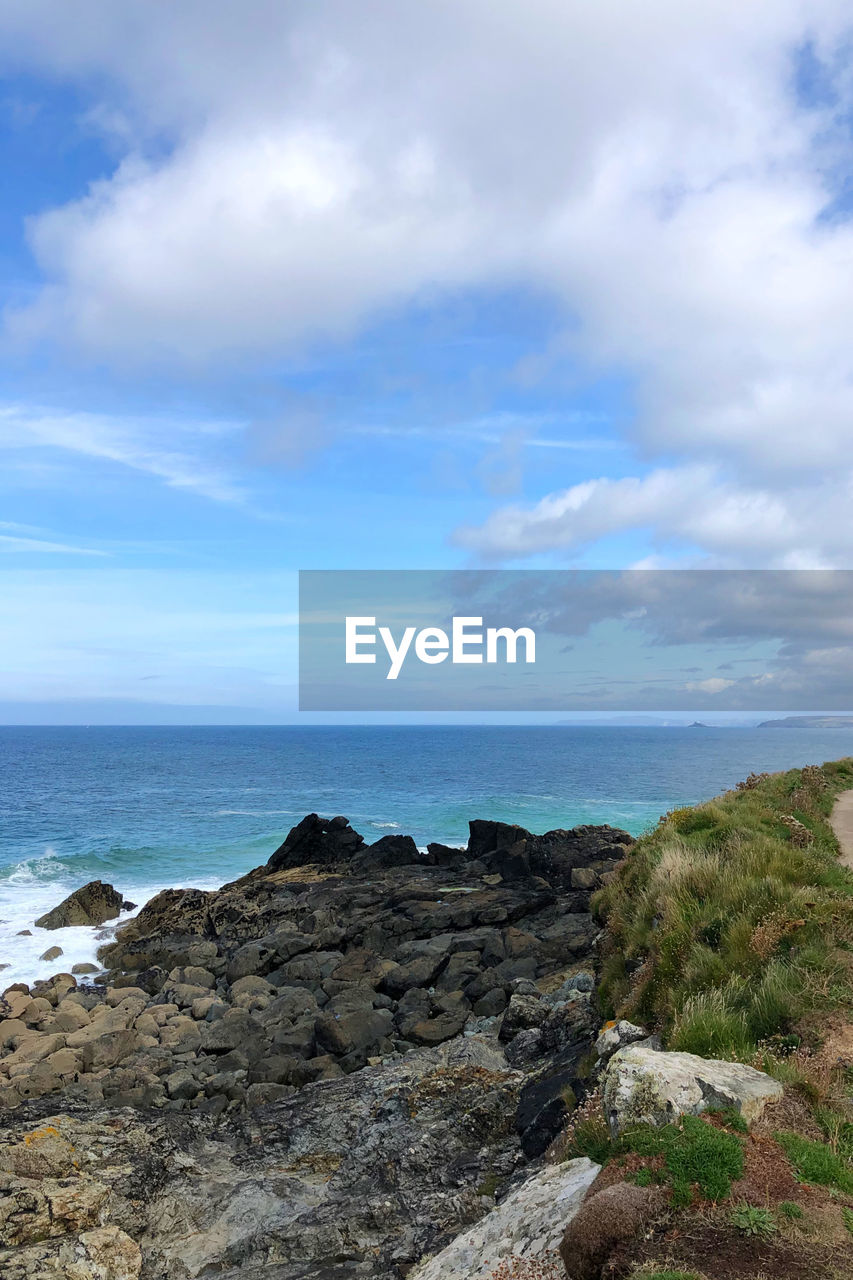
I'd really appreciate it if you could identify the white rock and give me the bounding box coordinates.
[604,1045,783,1135]
[410,1157,599,1280]
[594,1019,648,1059]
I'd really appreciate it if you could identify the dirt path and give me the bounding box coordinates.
[829,789,853,870]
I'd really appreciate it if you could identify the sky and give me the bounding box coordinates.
[1,2,853,721]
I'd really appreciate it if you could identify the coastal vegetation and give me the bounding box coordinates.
[596,759,853,1059]
[582,759,853,1279]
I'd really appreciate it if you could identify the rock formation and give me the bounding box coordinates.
[0,813,635,1278]
[34,881,133,930]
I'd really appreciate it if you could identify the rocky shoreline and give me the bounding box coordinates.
[0,808,819,1279]
[0,813,635,1277]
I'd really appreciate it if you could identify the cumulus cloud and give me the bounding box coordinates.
[453,466,853,566]
[2,1,853,557]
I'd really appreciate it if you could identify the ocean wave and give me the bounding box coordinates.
[369,821,400,829]
[215,809,294,817]
[4,847,71,885]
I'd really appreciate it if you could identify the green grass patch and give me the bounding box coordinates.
[624,1115,744,1206]
[775,1130,853,1195]
[638,1273,704,1280]
[594,759,853,1055]
[778,1200,804,1220]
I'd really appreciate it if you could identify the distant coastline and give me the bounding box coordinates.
[759,715,853,728]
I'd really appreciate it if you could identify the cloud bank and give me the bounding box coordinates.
[2,1,853,562]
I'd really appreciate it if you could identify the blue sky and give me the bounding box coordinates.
[0,3,852,721]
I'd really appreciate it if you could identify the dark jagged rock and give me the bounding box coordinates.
[469,818,633,889]
[266,813,365,871]
[350,832,421,869]
[34,880,131,929]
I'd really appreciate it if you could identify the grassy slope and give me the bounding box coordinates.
[595,759,853,1059]
[577,760,853,1278]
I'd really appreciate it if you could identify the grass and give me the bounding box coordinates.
[774,1130,853,1195]
[636,1273,703,1280]
[563,1110,745,1207]
[594,759,853,1058]
[624,1114,744,1206]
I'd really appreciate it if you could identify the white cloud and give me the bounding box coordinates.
[2,2,853,557]
[0,534,106,555]
[0,406,245,502]
[684,677,737,695]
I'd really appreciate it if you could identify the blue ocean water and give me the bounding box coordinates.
[1,724,853,983]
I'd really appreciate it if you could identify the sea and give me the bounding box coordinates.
[2,723,853,987]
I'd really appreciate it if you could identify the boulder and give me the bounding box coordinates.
[603,1045,784,1135]
[499,993,549,1041]
[39,946,63,963]
[467,819,633,888]
[594,1019,649,1060]
[352,833,421,869]
[35,881,129,929]
[80,1029,141,1072]
[411,1157,600,1280]
[407,1010,468,1046]
[266,814,365,871]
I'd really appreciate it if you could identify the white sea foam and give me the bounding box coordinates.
[370,821,400,829]
[0,863,226,990]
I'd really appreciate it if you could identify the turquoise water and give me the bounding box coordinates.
[1,724,852,982]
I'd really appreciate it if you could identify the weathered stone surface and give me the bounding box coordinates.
[35,881,130,930]
[411,1157,600,1280]
[603,1044,785,1134]
[38,946,64,963]
[0,1036,528,1278]
[594,1019,649,1060]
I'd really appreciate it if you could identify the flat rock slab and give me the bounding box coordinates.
[410,1157,600,1280]
[604,1045,783,1134]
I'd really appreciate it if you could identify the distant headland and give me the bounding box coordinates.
[759,714,853,728]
